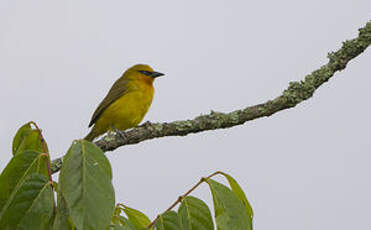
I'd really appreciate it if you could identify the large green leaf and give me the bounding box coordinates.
[220,173,254,219]
[0,151,48,214]
[206,179,252,230]
[0,173,54,230]
[12,122,47,155]
[122,205,151,230]
[154,211,183,230]
[59,140,115,230]
[178,196,213,230]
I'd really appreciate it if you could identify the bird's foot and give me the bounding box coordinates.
[142,121,152,127]
[113,127,128,141]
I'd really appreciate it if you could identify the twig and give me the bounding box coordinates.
[147,171,223,229]
[50,21,371,174]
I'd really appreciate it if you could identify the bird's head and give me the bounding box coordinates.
[125,64,164,84]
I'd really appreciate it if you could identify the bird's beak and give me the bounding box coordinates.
[150,72,165,78]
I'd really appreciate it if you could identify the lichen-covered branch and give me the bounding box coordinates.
[51,21,371,174]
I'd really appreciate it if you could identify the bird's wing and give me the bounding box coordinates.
[88,78,129,127]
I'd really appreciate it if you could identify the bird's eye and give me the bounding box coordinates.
[138,70,153,76]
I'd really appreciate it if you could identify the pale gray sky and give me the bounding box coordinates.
[1,1,370,229]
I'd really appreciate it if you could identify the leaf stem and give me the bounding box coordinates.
[147,171,223,229]
[30,121,56,214]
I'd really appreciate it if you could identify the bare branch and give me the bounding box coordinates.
[51,21,371,174]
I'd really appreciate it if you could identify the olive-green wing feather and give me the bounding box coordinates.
[88,78,129,127]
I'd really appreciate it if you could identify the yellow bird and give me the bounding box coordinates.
[84,64,164,141]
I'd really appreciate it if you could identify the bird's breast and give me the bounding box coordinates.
[105,81,154,130]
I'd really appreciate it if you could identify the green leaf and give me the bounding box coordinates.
[117,216,137,230]
[111,224,129,230]
[220,172,254,219]
[52,181,58,191]
[112,205,123,225]
[0,151,48,214]
[12,122,47,155]
[53,192,74,230]
[0,173,54,230]
[154,211,183,230]
[178,196,213,230]
[59,140,115,230]
[111,206,137,230]
[122,205,151,230]
[206,179,252,230]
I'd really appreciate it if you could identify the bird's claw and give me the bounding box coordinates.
[142,121,152,127]
[113,127,128,141]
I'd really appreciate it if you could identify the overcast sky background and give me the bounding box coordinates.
[1,1,370,229]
